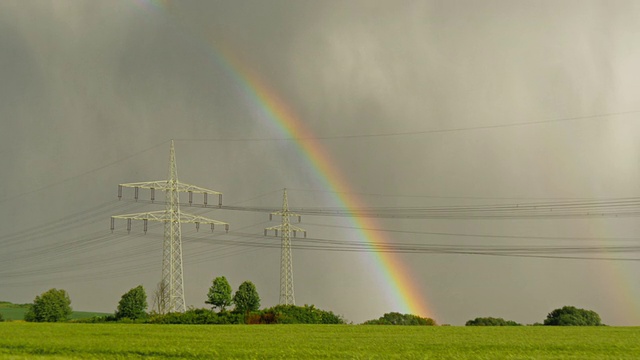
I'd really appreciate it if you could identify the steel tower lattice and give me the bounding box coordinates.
[111,140,229,313]
[265,189,306,305]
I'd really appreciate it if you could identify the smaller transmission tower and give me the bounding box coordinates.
[265,189,306,305]
[111,140,229,313]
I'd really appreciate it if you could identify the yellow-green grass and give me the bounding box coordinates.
[0,323,639,359]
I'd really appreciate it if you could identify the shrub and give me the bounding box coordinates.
[544,306,603,326]
[256,304,345,324]
[70,315,117,324]
[466,317,521,326]
[147,308,243,325]
[362,312,436,326]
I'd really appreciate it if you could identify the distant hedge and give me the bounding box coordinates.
[252,304,345,324]
[141,304,345,325]
[466,317,521,326]
[147,309,243,324]
[362,312,436,326]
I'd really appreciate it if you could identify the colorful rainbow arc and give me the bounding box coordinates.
[135,0,432,318]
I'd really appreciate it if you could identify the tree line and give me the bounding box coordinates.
[18,277,343,325]
[12,282,603,326]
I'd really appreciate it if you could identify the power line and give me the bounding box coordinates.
[124,195,640,219]
[286,188,600,201]
[301,222,640,242]
[188,231,640,262]
[0,141,169,204]
[174,110,640,142]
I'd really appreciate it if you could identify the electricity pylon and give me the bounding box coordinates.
[264,189,306,305]
[111,140,229,313]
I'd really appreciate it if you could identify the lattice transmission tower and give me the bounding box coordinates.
[264,189,306,305]
[110,140,229,313]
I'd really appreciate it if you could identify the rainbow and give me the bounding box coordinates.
[134,0,432,318]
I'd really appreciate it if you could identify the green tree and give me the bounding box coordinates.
[0,312,4,322]
[24,288,72,322]
[206,276,233,311]
[233,281,260,315]
[466,317,521,326]
[543,305,602,326]
[116,285,148,320]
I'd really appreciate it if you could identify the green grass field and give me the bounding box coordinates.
[0,323,638,359]
[0,307,109,321]
[0,300,109,321]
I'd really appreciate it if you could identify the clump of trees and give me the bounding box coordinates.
[17,278,348,325]
[147,277,345,325]
[466,317,521,326]
[544,306,602,326]
[205,277,260,315]
[148,278,261,324]
[115,285,148,321]
[362,312,436,326]
[0,313,4,322]
[24,288,72,322]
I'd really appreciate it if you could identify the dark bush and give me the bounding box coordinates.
[362,312,436,326]
[70,315,117,323]
[147,308,243,325]
[466,317,521,326]
[544,306,603,326]
[257,304,345,324]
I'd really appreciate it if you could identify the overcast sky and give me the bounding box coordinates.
[1,0,640,325]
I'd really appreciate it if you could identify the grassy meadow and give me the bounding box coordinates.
[0,303,108,321]
[0,322,638,359]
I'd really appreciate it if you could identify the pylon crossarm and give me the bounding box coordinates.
[119,180,223,206]
[119,181,221,195]
[270,211,301,217]
[265,224,304,231]
[174,182,222,195]
[178,213,228,226]
[120,180,169,190]
[112,210,168,221]
[113,211,227,225]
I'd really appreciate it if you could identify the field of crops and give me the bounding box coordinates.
[0,323,638,359]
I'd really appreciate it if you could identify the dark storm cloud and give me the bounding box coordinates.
[1,0,640,325]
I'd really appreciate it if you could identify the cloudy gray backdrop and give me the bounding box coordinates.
[1,0,639,325]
